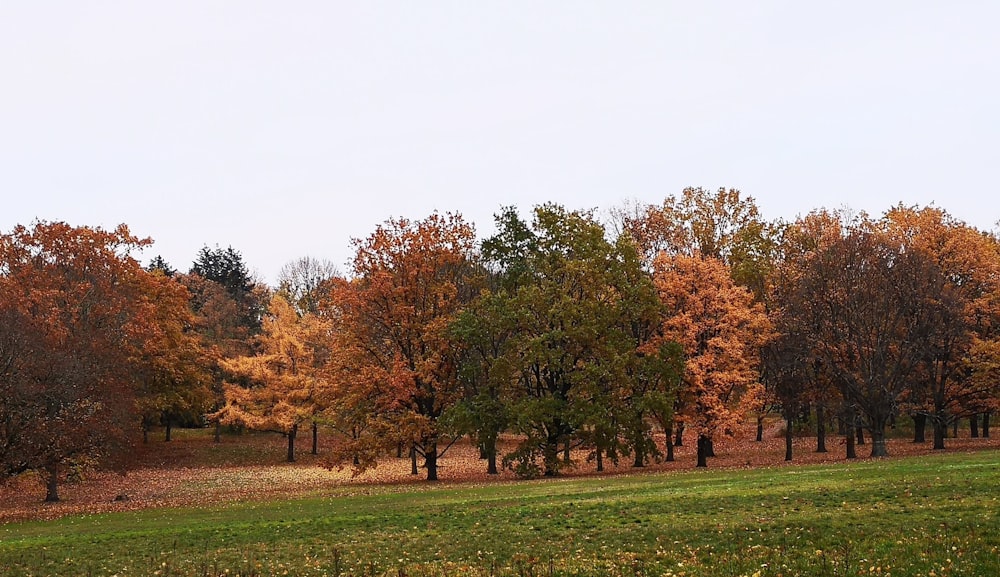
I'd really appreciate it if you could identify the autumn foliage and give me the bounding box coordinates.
[2,192,999,499]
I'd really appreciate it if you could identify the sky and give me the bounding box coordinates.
[2,2,998,284]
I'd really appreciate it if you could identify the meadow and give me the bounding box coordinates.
[1,437,998,577]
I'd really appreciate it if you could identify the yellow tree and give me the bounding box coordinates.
[213,294,329,462]
[652,253,772,467]
[325,212,476,481]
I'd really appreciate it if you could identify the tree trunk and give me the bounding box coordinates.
[664,422,675,462]
[785,415,794,461]
[396,442,404,459]
[674,422,684,447]
[486,436,498,475]
[596,448,604,472]
[933,419,947,450]
[970,414,980,438]
[845,414,857,460]
[705,436,716,458]
[855,421,865,445]
[424,440,438,481]
[164,419,172,442]
[563,438,571,463]
[632,424,646,468]
[756,415,764,442]
[311,422,318,454]
[214,420,221,443]
[143,424,149,444]
[913,413,927,443]
[410,444,418,475]
[44,463,60,502]
[952,419,959,438]
[869,421,889,458]
[696,434,709,468]
[816,403,828,453]
[983,413,991,438]
[286,423,297,462]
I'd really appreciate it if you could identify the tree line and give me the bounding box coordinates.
[2,189,998,497]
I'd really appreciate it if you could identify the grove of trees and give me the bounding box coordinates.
[2,189,998,496]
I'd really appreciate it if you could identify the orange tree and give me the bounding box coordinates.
[0,222,166,501]
[652,253,772,467]
[134,269,214,443]
[617,187,782,442]
[324,213,476,481]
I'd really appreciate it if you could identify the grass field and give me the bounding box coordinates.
[1,449,998,576]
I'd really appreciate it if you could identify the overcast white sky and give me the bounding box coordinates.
[2,2,998,284]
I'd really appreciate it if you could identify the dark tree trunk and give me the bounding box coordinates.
[952,419,959,438]
[674,422,684,447]
[596,448,604,472]
[410,444,418,475]
[970,414,980,438]
[286,423,297,462]
[44,463,60,502]
[44,464,60,502]
[311,422,318,455]
[869,421,888,458]
[483,433,499,475]
[856,420,865,445]
[983,413,991,438]
[756,415,764,442]
[696,434,709,468]
[664,422,675,462]
[933,419,947,450]
[844,414,857,459]
[785,415,794,461]
[397,442,403,458]
[214,420,221,443]
[563,438,571,463]
[486,444,498,475]
[816,403,828,453]
[631,423,646,468]
[143,424,149,444]
[913,413,927,443]
[424,440,438,481]
[705,436,716,458]
[164,420,172,442]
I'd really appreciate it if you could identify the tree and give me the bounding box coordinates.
[786,225,949,457]
[473,205,677,477]
[0,222,161,501]
[325,213,477,481]
[276,256,340,316]
[134,271,214,443]
[652,254,772,467]
[146,255,176,276]
[881,205,1000,449]
[212,294,330,462]
[449,287,517,475]
[190,245,265,333]
[616,187,781,297]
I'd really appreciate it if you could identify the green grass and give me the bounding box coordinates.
[2,451,998,576]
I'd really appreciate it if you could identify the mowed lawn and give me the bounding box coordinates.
[1,451,998,576]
